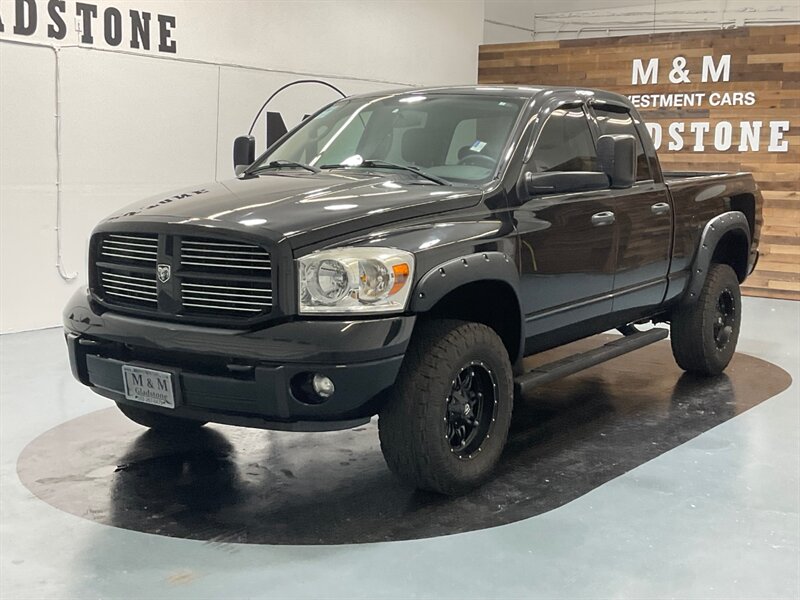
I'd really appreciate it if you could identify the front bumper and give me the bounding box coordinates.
[64,287,414,431]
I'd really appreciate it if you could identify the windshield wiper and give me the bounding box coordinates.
[320,159,448,185]
[248,160,321,175]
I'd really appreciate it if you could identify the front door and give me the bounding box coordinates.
[590,103,672,311]
[514,104,616,340]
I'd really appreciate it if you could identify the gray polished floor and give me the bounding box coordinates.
[1,296,798,599]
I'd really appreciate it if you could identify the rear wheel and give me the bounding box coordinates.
[378,319,514,495]
[116,402,206,432]
[670,263,742,376]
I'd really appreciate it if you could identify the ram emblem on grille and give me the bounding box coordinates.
[157,264,171,283]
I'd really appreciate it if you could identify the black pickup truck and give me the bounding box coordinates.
[64,86,762,495]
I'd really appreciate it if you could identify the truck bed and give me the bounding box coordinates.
[661,170,762,286]
[663,170,736,182]
[663,171,759,199]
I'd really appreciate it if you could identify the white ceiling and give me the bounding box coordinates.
[483,0,800,44]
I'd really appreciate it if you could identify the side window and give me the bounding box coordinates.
[530,107,598,173]
[593,106,652,181]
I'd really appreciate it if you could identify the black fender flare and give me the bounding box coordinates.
[410,252,524,361]
[411,251,521,311]
[684,210,751,304]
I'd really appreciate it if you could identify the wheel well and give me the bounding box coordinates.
[730,193,756,239]
[425,281,521,362]
[712,229,749,282]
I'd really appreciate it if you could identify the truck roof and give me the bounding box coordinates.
[349,85,633,107]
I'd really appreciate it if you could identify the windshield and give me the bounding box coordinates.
[250,93,525,185]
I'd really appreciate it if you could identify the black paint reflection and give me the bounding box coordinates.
[19,338,790,545]
[109,428,244,540]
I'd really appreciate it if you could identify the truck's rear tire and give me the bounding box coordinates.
[116,402,206,432]
[378,319,514,495]
[670,263,742,376]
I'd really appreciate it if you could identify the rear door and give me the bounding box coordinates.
[514,102,616,338]
[589,101,673,312]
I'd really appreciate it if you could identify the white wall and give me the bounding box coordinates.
[484,0,800,43]
[0,0,486,333]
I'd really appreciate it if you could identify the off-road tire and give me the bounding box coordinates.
[116,402,207,431]
[378,319,514,495]
[671,263,742,376]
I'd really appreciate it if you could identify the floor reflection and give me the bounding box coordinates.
[19,338,790,544]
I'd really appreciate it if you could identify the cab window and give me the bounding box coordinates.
[530,106,599,173]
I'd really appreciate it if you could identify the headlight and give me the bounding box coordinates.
[298,247,414,314]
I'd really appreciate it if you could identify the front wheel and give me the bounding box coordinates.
[378,319,514,495]
[670,263,742,376]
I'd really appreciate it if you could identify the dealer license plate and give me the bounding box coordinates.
[122,365,176,409]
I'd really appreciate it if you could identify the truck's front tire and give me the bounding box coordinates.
[378,319,514,495]
[116,402,207,432]
[670,263,742,376]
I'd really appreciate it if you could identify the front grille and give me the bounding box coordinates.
[93,232,274,323]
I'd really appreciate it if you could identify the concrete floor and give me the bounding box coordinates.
[1,296,798,599]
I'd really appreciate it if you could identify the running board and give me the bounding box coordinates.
[514,328,669,396]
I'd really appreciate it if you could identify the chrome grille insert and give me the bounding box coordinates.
[181,238,271,272]
[180,279,272,314]
[100,233,158,263]
[100,270,158,306]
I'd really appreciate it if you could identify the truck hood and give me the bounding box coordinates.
[106,172,483,246]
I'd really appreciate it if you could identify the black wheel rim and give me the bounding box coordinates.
[713,288,736,350]
[445,361,497,459]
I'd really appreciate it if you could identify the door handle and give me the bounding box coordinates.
[591,211,616,227]
[651,202,671,216]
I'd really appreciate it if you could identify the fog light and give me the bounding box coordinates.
[312,374,335,398]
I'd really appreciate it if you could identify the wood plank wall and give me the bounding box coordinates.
[479,25,800,300]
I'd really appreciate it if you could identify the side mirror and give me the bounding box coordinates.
[525,171,609,196]
[597,134,636,189]
[233,135,256,175]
